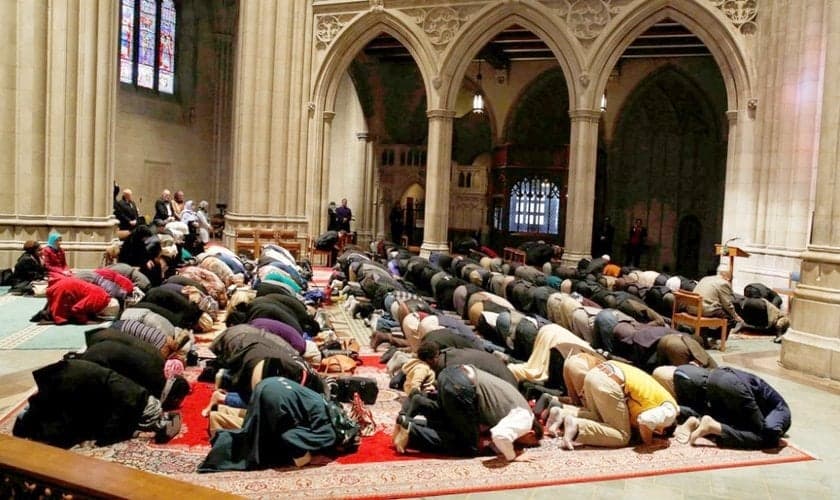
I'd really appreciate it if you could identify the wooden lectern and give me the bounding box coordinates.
[715,244,750,280]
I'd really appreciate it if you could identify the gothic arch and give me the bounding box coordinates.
[312,12,437,115]
[438,3,585,112]
[501,67,571,146]
[589,1,754,113]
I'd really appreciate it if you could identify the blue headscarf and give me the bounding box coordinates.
[47,232,62,250]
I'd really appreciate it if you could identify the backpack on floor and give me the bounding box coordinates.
[325,399,361,454]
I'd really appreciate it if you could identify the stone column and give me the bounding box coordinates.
[210,1,236,209]
[356,132,374,245]
[780,0,840,381]
[420,109,456,256]
[0,0,117,269]
[562,109,601,265]
[741,0,827,290]
[227,0,312,236]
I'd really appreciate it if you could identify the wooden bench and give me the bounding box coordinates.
[0,434,236,499]
[672,290,729,351]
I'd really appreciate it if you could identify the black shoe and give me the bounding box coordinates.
[379,345,398,364]
[154,412,182,444]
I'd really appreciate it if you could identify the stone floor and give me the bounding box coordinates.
[1,335,838,499]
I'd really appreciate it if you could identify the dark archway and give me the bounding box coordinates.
[607,65,725,274]
[677,214,702,277]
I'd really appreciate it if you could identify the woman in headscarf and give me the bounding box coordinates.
[11,240,46,292]
[195,201,213,244]
[42,231,71,276]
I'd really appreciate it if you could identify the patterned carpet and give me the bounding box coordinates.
[0,294,107,350]
[0,281,816,498]
[0,395,813,500]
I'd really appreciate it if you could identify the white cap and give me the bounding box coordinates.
[637,402,678,430]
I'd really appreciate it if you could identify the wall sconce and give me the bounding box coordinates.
[600,93,607,113]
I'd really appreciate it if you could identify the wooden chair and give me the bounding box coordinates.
[275,229,303,260]
[672,290,729,351]
[773,271,800,313]
[234,227,259,258]
[309,235,334,267]
[256,228,277,258]
[503,247,526,264]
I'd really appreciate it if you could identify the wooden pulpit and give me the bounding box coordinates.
[715,244,750,280]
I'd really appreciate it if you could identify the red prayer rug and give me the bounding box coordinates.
[0,356,816,499]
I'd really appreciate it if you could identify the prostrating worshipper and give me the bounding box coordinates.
[392,365,538,462]
[553,360,678,450]
[507,323,599,385]
[42,275,117,325]
[41,231,72,276]
[10,240,46,294]
[80,327,190,411]
[209,323,324,404]
[735,296,791,343]
[653,365,791,450]
[198,377,337,471]
[520,240,563,267]
[13,358,181,448]
[655,332,717,369]
[417,340,518,388]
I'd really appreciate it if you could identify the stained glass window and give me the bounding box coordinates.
[508,177,561,234]
[119,0,176,94]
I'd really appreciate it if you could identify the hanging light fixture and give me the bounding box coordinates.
[600,92,607,112]
[472,60,485,114]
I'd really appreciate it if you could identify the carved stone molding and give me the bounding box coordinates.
[549,0,623,41]
[710,0,758,35]
[315,14,353,49]
[405,6,471,51]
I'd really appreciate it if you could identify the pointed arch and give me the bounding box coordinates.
[438,3,585,111]
[502,67,571,147]
[312,12,437,115]
[590,1,754,113]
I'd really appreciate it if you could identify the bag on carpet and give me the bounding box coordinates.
[325,400,361,453]
[350,392,377,437]
[319,354,360,376]
[0,268,12,286]
[334,376,379,405]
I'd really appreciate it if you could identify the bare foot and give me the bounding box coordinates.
[689,415,718,445]
[545,406,563,437]
[675,416,700,444]
[561,415,578,451]
[200,390,227,418]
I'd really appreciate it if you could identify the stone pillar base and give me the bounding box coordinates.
[561,250,590,268]
[420,242,449,259]
[780,330,840,380]
[780,248,840,381]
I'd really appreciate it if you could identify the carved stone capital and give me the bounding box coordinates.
[427,109,457,120]
[568,109,602,123]
[323,111,336,123]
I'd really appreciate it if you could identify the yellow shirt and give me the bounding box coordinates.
[611,361,677,427]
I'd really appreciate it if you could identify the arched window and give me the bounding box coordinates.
[120,0,177,94]
[509,177,561,234]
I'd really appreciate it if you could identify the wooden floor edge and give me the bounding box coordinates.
[0,434,240,499]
